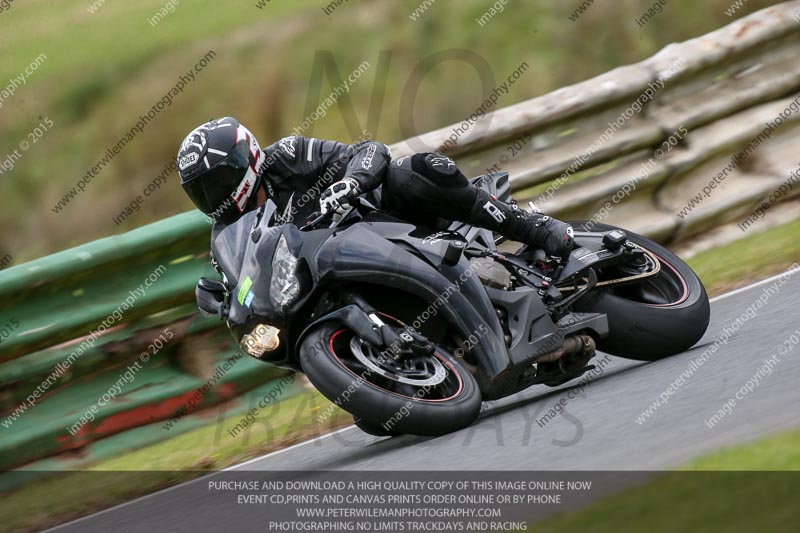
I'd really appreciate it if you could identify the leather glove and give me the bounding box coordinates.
[540,217,575,259]
[320,177,361,215]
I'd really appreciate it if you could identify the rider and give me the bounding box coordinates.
[176,117,574,257]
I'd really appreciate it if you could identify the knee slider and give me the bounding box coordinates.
[411,153,468,187]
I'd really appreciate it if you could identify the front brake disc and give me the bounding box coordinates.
[349,337,447,387]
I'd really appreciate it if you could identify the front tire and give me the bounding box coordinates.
[570,222,710,361]
[300,322,482,436]
[353,417,399,437]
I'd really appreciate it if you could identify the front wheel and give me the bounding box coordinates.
[299,321,481,436]
[570,222,710,361]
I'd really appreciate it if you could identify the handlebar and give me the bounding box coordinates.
[300,191,375,232]
[299,204,359,232]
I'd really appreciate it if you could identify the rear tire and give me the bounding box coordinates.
[570,222,710,361]
[300,322,481,437]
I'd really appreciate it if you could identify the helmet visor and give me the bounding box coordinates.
[182,141,252,221]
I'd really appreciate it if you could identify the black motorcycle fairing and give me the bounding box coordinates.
[483,285,558,363]
[210,200,281,287]
[211,209,260,290]
[357,223,503,336]
[212,210,306,343]
[311,223,514,387]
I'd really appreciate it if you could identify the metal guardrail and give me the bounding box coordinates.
[0,211,210,362]
[2,3,799,470]
[0,212,292,470]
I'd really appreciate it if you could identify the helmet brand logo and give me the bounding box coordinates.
[178,152,199,170]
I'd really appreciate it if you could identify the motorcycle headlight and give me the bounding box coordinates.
[241,324,281,358]
[270,234,300,309]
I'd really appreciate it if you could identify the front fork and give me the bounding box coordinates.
[336,290,434,359]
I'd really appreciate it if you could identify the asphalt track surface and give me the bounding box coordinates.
[50,269,800,531]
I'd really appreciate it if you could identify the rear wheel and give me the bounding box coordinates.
[570,222,710,361]
[300,319,481,436]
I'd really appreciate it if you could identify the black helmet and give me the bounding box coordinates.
[177,117,266,224]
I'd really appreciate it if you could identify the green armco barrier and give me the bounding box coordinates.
[0,305,216,407]
[0,211,215,362]
[0,342,287,471]
[0,209,295,471]
[0,377,307,493]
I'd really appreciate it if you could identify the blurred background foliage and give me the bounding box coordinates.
[0,0,781,260]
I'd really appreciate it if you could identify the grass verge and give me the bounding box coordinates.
[684,427,800,471]
[0,388,352,533]
[687,217,800,296]
[533,427,800,533]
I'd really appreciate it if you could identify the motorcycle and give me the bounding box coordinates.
[196,172,710,436]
